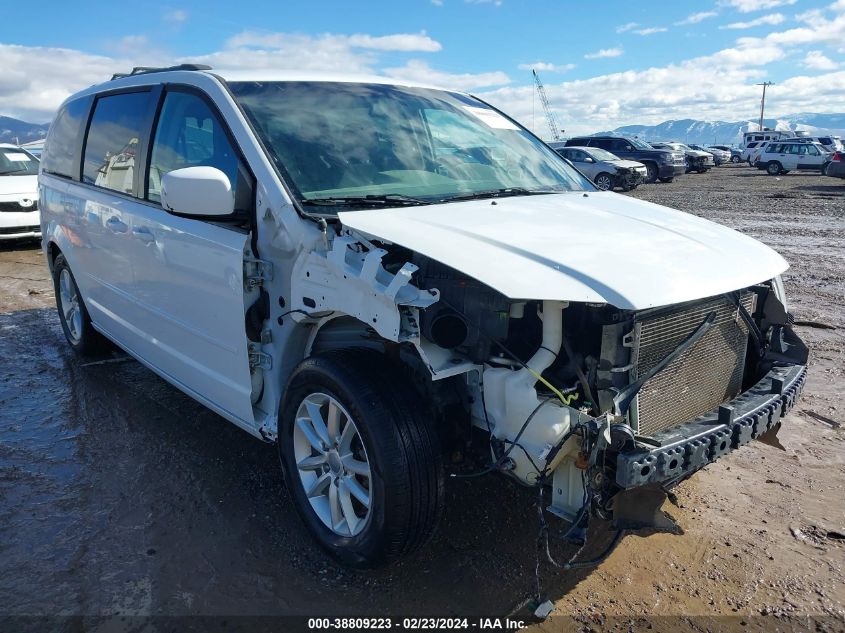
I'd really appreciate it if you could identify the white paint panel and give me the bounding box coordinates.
[339,192,788,310]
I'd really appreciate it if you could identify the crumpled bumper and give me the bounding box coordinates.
[615,363,806,488]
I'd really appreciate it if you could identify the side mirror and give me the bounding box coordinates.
[625,145,633,151]
[584,157,595,163]
[161,166,234,217]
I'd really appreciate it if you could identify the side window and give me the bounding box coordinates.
[42,98,90,179]
[612,139,630,152]
[593,139,612,150]
[769,144,781,153]
[147,91,242,205]
[807,145,820,156]
[82,92,151,194]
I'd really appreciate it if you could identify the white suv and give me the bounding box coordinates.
[0,143,40,240]
[40,65,808,567]
[758,141,830,175]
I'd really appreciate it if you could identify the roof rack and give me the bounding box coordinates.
[110,64,212,81]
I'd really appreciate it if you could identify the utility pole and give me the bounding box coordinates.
[756,82,774,132]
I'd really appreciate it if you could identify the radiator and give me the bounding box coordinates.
[630,293,756,437]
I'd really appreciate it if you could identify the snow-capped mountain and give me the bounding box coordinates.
[604,113,845,146]
[0,116,50,145]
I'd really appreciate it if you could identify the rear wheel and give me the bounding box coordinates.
[279,350,444,567]
[52,254,108,356]
[767,161,783,176]
[594,172,613,191]
[731,155,741,163]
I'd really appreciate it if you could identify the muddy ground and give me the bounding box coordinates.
[0,164,842,632]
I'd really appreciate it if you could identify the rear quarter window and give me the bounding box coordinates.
[82,91,152,195]
[41,97,91,179]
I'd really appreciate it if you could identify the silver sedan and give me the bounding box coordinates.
[554,146,647,191]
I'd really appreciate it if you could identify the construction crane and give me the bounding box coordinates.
[532,69,561,141]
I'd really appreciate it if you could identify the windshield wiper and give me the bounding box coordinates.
[437,187,559,203]
[301,194,430,207]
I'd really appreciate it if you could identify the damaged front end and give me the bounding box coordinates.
[612,166,645,190]
[449,282,808,538]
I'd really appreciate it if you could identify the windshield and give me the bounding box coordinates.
[585,148,621,161]
[630,138,653,150]
[229,81,593,209]
[0,148,39,176]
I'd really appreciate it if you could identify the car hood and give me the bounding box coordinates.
[338,192,788,310]
[685,150,712,158]
[0,174,38,196]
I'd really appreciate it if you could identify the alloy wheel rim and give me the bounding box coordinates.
[293,392,372,537]
[58,269,82,344]
[596,176,611,190]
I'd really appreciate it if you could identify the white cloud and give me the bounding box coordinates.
[616,22,639,33]
[431,0,443,5]
[517,62,576,72]
[675,11,719,26]
[584,47,624,59]
[720,13,785,29]
[803,49,838,69]
[465,0,503,5]
[383,59,510,90]
[479,5,845,137]
[633,27,668,35]
[225,30,442,52]
[719,0,796,13]
[162,8,188,25]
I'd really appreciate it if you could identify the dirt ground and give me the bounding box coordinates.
[0,164,842,632]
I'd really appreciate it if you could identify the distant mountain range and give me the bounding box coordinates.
[2,111,844,149]
[606,113,845,145]
[0,116,50,145]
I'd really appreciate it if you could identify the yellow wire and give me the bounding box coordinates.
[527,367,579,406]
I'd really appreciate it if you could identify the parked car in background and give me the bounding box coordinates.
[550,145,646,191]
[780,136,843,153]
[0,143,40,240]
[20,139,45,159]
[749,142,770,169]
[689,144,730,166]
[564,135,685,183]
[823,151,844,179]
[757,141,830,175]
[706,145,742,163]
[741,141,764,164]
[39,64,808,567]
[651,142,715,173]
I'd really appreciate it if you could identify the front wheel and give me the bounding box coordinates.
[594,172,614,191]
[279,350,445,567]
[731,155,741,163]
[52,253,108,356]
[643,162,658,184]
[658,177,674,183]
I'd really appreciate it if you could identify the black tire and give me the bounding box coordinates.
[643,162,658,184]
[731,155,741,163]
[278,350,444,567]
[52,253,108,356]
[594,172,613,191]
[767,161,782,176]
[658,177,674,183]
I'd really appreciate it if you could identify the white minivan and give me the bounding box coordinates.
[40,65,808,567]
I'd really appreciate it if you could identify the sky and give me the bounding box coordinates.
[1,0,843,137]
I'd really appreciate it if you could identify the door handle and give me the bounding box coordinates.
[106,216,128,233]
[132,226,155,243]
